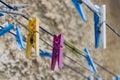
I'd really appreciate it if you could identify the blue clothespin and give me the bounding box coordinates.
[87,77,91,80]
[0,12,4,16]
[96,76,101,80]
[72,0,87,21]
[0,23,14,36]
[94,12,100,48]
[39,48,52,58]
[94,5,106,49]
[115,75,120,80]
[16,26,25,49]
[84,48,97,73]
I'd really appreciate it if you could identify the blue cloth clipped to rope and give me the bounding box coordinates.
[39,48,52,58]
[16,26,25,49]
[72,0,87,21]
[84,48,98,73]
[0,12,4,16]
[0,23,14,36]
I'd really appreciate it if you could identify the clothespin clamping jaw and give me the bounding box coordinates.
[84,48,97,73]
[26,17,39,58]
[51,34,64,70]
[16,26,25,49]
[94,5,106,49]
[0,23,14,36]
[72,0,87,21]
[0,0,28,16]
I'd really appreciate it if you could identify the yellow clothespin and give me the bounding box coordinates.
[26,16,39,58]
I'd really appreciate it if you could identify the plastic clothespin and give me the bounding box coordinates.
[51,34,64,70]
[94,5,106,49]
[72,0,87,21]
[84,48,97,73]
[16,26,25,49]
[8,4,29,9]
[26,17,39,58]
[0,12,4,16]
[0,0,28,16]
[0,23,14,36]
[96,76,101,80]
[114,75,120,80]
[87,77,92,80]
[80,0,98,14]
[39,48,52,58]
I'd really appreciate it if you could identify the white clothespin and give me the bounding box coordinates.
[94,5,106,49]
[100,5,106,49]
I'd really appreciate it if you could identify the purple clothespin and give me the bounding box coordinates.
[84,48,98,73]
[51,34,64,70]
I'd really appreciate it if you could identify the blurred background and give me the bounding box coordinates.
[0,0,120,80]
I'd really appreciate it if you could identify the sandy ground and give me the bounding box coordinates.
[0,0,120,80]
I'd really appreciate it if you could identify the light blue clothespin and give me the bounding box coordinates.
[72,0,87,21]
[115,75,120,80]
[39,48,52,58]
[0,0,28,16]
[16,26,25,49]
[84,48,97,73]
[0,12,4,16]
[0,23,14,36]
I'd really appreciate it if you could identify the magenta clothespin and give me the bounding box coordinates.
[51,34,64,70]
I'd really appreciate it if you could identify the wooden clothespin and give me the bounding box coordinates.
[72,0,87,21]
[51,34,64,70]
[16,26,25,49]
[84,48,97,73]
[94,5,106,49]
[0,23,14,36]
[26,17,39,58]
